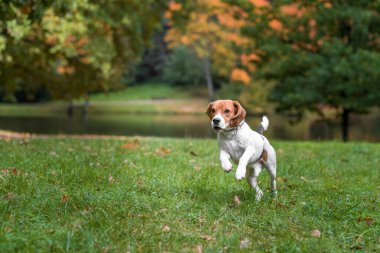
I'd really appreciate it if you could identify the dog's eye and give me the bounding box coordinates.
[224,109,230,114]
[211,109,215,113]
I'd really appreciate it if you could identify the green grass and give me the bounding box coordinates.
[89,82,206,101]
[0,138,379,252]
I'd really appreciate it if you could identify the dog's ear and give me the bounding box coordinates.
[206,102,214,120]
[230,100,246,127]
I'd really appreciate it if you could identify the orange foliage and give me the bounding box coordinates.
[230,68,251,85]
[249,0,269,7]
[168,1,182,11]
[166,0,252,82]
[269,19,283,30]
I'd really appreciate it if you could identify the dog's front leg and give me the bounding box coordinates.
[235,146,255,180]
[220,149,232,173]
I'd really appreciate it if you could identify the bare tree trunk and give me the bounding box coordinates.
[67,99,74,117]
[342,108,350,142]
[202,57,214,101]
[82,94,89,115]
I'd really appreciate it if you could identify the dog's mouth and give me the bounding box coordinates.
[213,126,222,131]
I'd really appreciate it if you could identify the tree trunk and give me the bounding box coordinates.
[202,57,214,101]
[342,108,350,142]
[82,95,89,115]
[67,99,74,116]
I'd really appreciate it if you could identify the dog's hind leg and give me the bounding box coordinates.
[266,165,277,197]
[246,162,263,201]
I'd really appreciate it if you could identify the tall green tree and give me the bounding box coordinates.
[234,0,380,141]
[0,0,166,103]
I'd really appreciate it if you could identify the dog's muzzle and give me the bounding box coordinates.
[211,115,226,131]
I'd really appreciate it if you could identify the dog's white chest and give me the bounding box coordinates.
[222,139,244,163]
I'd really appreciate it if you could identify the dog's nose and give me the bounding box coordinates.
[213,118,221,125]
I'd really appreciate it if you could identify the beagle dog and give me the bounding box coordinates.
[206,100,277,201]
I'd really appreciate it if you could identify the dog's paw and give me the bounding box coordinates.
[235,169,246,180]
[222,161,233,173]
[255,189,264,202]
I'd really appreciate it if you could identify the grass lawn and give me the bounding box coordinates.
[0,82,208,117]
[89,82,206,102]
[0,138,379,252]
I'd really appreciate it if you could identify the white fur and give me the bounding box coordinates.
[216,119,277,201]
[261,116,269,131]
[211,113,228,129]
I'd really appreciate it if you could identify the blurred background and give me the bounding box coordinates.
[0,0,379,142]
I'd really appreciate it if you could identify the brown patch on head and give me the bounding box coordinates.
[206,100,246,127]
[229,101,246,127]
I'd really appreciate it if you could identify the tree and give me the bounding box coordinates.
[165,0,252,101]
[234,0,380,141]
[0,0,166,104]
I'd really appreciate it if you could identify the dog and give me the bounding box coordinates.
[206,99,277,201]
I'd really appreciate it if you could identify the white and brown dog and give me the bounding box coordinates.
[206,99,277,201]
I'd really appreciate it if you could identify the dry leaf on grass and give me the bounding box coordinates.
[311,229,321,237]
[240,238,250,249]
[234,195,241,205]
[6,192,16,200]
[195,244,202,253]
[108,174,114,184]
[162,225,171,232]
[356,217,375,225]
[61,194,69,203]
[194,165,201,172]
[155,147,171,156]
[200,235,215,241]
[121,139,140,150]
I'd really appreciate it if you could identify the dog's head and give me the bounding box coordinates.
[206,100,246,132]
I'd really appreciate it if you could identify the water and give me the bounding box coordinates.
[0,110,379,141]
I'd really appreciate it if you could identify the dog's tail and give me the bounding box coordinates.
[255,115,269,135]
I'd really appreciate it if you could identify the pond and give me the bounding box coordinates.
[0,109,379,141]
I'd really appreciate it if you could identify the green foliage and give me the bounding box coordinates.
[0,138,379,251]
[239,0,380,118]
[163,46,204,86]
[0,0,166,102]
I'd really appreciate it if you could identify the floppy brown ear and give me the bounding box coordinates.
[206,102,214,120]
[230,100,246,127]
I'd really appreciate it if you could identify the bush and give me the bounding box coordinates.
[163,46,204,86]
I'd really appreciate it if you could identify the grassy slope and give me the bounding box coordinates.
[0,138,379,252]
[89,82,205,101]
[0,83,207,116]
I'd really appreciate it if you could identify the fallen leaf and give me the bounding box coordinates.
[311,229,321,238]
[49,151,58,157]
[194,165,201,172]
[195,244,202,253]
[276,202,289,209]
[6,192,16,200]
[155,208,168,215]
[108,174,114,184]
[61,194,69,203]
[356,217,375,225]
[1,169,10,175]
[234,195,241,205]
[156,147,171,156]
[350,245,364,250]
[200,235,215,241]
[121,139,140,150]
[162,225,170,232]
[9,168,21,176]
[102,245,111,253]
[240,238,250,249]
